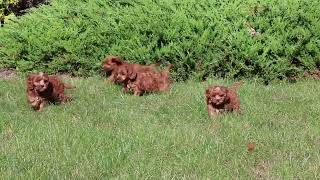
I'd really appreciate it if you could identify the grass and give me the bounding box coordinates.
[1,76,320,179]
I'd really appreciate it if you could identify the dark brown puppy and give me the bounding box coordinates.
[205,81,243,117]
[102,56,158,83]
[127,64,173,96]
[26,72,74,111]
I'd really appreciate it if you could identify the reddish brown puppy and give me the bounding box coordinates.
[205,81,243,117]
[127,64,173,96]
[26,72,74,111]
[113,64,138,92]
[102,55,158,83]
[102,56,125,82]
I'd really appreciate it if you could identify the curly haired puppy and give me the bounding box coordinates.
[205,81,243,117]
[102,56,124,82]
[127,64,173,96]
[102,55,158,83]
[113,64,138,92]
[26,72,74,111]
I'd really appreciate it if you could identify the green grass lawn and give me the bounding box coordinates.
[1,76,320,179]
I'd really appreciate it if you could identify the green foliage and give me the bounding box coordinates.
[0,0,19,6]
[0,0,18,24]
[0,0,320,81]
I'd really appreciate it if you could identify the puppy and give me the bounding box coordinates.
[102,56,124,82]
[205,81,243,117]
[102,55,158,83]
[127,64,173,96]
[113,64,138,92]
[26,72,74,111]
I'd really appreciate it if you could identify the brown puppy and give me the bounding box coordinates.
[26,72,74,111]
[113,64,138,92]
[205,81,243,117]
[127,64,173,96]
[102,56,125,82]
[102,55,158,83]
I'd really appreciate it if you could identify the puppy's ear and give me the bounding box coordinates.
[224,89,231,102]
[126,67,137,80]
[26,74,35,90]
[225,88,229,96]
[128,70,137,80]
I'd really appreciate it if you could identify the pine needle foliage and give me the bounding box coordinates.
[0,0,319,81]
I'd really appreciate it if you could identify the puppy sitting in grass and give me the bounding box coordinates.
[26,72,74,111]
[205,81,243,117]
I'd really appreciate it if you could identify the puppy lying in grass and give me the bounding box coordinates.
[205,81,243,117]
[102,55,172,95]
[102,56,158,85]
[26,72,74,111]
[125,64,173,96]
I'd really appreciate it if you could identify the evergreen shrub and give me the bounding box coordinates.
[0,0,319,81]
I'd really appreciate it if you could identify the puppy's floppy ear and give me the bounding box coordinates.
[127,67,137,80]
[224,89,231,101]
[26,74,35,90]
[129,71,137,80]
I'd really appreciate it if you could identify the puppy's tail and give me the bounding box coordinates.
[64,83,76,89]
[231,80,244,90]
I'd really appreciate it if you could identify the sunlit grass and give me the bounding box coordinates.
[0,76,320,179]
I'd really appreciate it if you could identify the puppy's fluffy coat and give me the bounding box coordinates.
[102,55,169,94]
[26,72,74,111]
[102,56,158,84]
[126,64,173,96]
[205,81,243,117]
